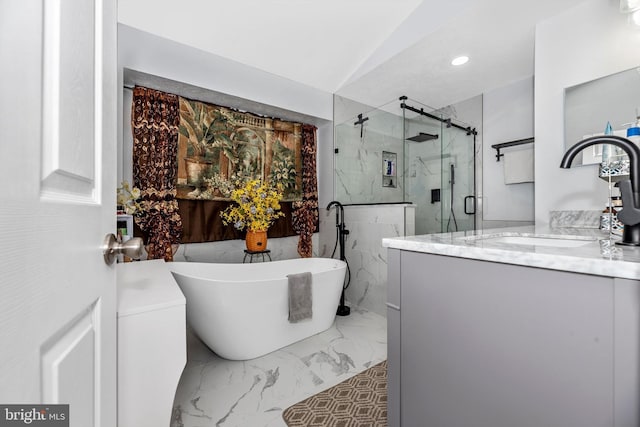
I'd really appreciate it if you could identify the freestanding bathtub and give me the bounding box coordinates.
[168,258,346,360]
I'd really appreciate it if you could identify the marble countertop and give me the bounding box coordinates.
[382,226,640,280]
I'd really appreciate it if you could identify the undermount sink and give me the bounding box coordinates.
[468,234,598,248]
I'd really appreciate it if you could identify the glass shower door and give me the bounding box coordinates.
[403,111,442,235]
[440,125,476,233]
[403,99,476,235]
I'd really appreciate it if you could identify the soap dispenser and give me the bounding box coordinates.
[626,107,640,146]
[603,121,613,160]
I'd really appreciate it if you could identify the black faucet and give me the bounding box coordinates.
[326,201,351,316]
[326,201,344,231]
[560,135,640,246]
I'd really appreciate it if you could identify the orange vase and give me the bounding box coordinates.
[246,230,268,251]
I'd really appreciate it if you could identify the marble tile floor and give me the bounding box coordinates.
[171,307,387,427]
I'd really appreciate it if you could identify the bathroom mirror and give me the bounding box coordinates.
[564,66,640,166]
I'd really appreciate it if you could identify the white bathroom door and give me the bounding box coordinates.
[0,1,117,426]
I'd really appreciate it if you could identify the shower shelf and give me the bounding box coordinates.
[491,137,534,161]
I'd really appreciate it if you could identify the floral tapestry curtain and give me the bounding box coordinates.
[292,124,319,257]
[175,97,302,202]
[131,86,183,261]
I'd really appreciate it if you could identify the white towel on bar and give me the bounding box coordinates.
[503,148,534,184]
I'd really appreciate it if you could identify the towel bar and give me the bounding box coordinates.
[491,137,534,161]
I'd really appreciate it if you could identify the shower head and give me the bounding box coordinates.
[406,132,438,142]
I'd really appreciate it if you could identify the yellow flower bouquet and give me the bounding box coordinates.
[220,179,285,232]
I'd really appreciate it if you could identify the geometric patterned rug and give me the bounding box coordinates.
[282,360,387,427]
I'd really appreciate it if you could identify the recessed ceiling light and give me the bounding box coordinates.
[451,56,469,66]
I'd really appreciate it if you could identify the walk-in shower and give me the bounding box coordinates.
[400,96,477,234]
[333,96,476,235]
[330,95,477,317]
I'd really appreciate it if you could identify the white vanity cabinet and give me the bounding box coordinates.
[387,248,640,427]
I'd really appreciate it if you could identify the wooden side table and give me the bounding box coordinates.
[243,249,272,263]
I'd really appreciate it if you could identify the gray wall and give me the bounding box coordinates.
[482,77,535,227]
[534,0,640,224]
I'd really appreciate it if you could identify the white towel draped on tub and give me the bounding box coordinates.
[503,147,534,184]
[287,272,312,323]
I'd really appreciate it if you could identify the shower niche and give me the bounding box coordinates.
[382,151,397,187]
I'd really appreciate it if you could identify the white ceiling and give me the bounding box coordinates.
[118,0,588,110]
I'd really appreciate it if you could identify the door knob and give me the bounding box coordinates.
[102,233,144,265]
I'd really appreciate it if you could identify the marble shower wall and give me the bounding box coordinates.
[334,106,404,204]
[320,204,415,317]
